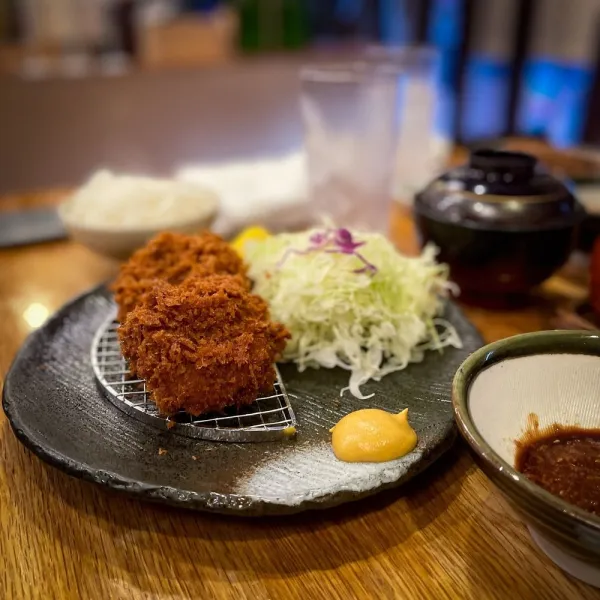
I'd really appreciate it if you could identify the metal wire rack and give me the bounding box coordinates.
[91,311,297,442]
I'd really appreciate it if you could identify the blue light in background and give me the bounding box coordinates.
[547,64,593,148]
[379,0,412,45]
[461,55,511,141]
[427,0,463,139]
[334,0,363,23]
[517,59,594,147]
[517,59,565,137]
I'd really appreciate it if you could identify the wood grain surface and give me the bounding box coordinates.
[1,193,599,599]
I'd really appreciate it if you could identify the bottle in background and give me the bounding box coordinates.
[460,0,519,141]
[378,0,420,46]
[282,0,309,50]
[0,0,7,42]
[238,0,308,53]
[426,0,464,141]
[517,0,598,148]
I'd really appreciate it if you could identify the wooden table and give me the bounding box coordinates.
[0,193,598,600]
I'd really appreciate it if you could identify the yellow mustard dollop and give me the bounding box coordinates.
[330,408,417,463]
[231,226,271,256]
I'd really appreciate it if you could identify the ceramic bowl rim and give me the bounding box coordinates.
[452,330,600,532]
[57,186,220,235]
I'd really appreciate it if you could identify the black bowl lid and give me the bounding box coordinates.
[414,149,585,230]
[470,149,536,182]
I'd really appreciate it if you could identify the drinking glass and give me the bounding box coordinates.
[365,46,450,204]
[300,61,403,234]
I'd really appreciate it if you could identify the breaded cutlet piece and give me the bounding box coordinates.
[118,274,290,416]
[111,231,249,322]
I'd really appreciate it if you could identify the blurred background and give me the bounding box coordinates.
[2,0,600,195]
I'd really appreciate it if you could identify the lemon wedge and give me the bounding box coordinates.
[231,226,271,256]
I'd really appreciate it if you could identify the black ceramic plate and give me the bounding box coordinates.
[3,286,482,516]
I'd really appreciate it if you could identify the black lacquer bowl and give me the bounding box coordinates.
[3,285,482,516]
[414,149,585,307]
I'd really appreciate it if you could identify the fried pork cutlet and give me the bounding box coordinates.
[111,231,249,322]
[118,274,290,416]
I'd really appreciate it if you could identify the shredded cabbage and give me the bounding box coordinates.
[244,229,462,399]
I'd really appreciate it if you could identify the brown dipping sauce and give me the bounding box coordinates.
[515,418,600,516]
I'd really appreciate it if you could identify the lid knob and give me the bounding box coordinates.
[470,149,537,180]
